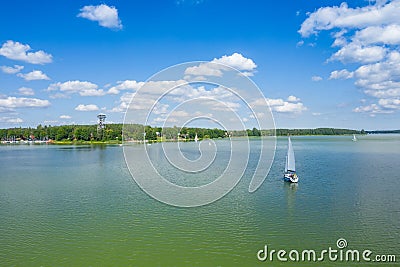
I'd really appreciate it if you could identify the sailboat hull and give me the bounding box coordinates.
[284,173,298,183]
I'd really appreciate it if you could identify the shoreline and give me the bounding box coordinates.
[2,133,399,146]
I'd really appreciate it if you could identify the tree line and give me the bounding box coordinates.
[0,124,122,142]
[0,124,365,142]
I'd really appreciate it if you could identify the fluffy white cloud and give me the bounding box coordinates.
[353,104,378,113]
[251,96,307,114]
[287,95,301,102]
[59,115,72,119]
[329,69,354,80]
[378,98,400,109]
[365,88,400,98]
[185,63,223,77]
[0,117,23,123]
[110,81,195,113]
[354,24,400,45]
[0,96,50,108]
[17,70,50,81]
[18,87,34,96]
[268,99,307,113]
[213,53,257,71]
[354,51,400,96]
[47,80,105,96]
[311,75,323,81]
[75,104,99,111]
[353,103,393,114]
[331,30,348,47]
[329,43,386,63]
[300,1,400,115]
[110,92,134,112]
[0,65,24,74]
[107,80,144,94]
[138,80,188,96]
[299,2,400,37]
[109,81,240,116]
[0,40,52,64]
[353,97,400,115]
[78,4,122,30]
[184,53,257,77]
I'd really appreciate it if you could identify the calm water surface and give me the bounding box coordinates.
[0,135,399,266]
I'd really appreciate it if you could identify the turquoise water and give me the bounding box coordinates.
[0,135,399,266]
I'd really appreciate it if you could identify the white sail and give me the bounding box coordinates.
[285,156,288,172]
[352,134,357,141]
[286,137,296,172]
[194,134,198,143]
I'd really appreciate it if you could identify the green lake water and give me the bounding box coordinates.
[0,135,399,266]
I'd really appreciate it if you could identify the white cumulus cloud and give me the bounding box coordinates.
[47,80,105,96]
[0,117,24,124]
[0,65,24,74]
[17,70,50,81]
[78,4,122,30]
[378,98,400,109]
[354,24,400,45]
[0,40,52,64]
[329,43,386,63]
[300,0,400,115]
[184,53,257,77]
[185,63,223,77]
[269,99,307,113]
[59,115,72,119]
[107,80,144,94]
[311,75,323,81]
[299,2,400,37]
[110,92,134,112]
[329,69,354,80]
[18,87,35,96]
[213,53,257,71]
[251,96,307,114]
[0,96,50,108]
[287,95,301,102]
[75,104,99,111]
[353,103,392,114]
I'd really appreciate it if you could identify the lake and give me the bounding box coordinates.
[0,135,399,266]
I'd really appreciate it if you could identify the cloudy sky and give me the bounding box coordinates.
[1,0,399,130]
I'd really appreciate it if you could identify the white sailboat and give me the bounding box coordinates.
[284,136,299,183]
[352,134,357,142]
[194,133,199,143]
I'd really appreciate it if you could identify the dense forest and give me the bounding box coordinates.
[0,124,366,142]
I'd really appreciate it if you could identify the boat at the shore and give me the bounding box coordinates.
[352,134,357,142]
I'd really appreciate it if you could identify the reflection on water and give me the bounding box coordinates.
[283,181,298,221]
[283,181,298,192]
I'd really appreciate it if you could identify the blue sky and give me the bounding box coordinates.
[1,0,399,130]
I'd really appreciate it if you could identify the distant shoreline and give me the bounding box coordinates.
[1,133,399,146]
[1,124,399,145]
